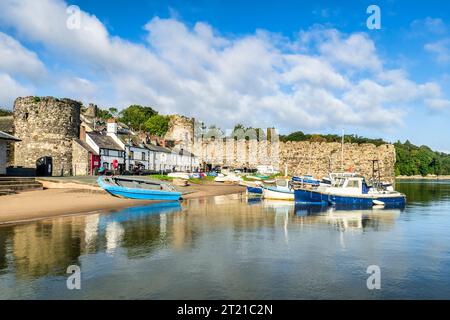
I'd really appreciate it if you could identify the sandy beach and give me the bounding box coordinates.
[0,182,245,225]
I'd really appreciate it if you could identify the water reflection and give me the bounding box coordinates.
[397,180,450,204]
[1,181,450,299]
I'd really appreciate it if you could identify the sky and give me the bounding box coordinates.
[0,0,449,151]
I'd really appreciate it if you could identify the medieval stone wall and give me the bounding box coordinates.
[13,97,81,176]
[280,141,396,183]
[195,138,396,183]
[164,115,195,151]
[0,141,7,175]
[72,140,90,176]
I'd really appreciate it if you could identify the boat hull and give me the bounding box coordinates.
[295,188,406,207]
[247,186,263,194]
[262,187,294,200]
[98,177,182,201]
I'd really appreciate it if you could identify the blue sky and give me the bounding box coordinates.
[0,0,449,151]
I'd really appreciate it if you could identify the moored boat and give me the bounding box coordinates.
[240,181,263,194]
[97,176,182,201]
[262,179,294,200]
[291,175,321,188]
[294,175,405,207]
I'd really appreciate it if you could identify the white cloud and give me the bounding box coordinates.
[425,98,450,110]
[425,39,450,63]
[0,73,31,108]
[0,32,45,80]
[0,0,449,132]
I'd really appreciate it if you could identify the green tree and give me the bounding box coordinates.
[145,115,170,137]
[0,108,13,116]
[119,105,157,131]
[108,107,118,117]
[97,108,113,120]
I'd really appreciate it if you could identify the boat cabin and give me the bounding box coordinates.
[330,176,369,195]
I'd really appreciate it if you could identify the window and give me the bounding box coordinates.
[142,152,146,160]
[24,112,29,121]
[346,180,360,188]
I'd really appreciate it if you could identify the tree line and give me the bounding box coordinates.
[92,105,170,137]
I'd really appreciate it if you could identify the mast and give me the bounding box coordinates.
[341,129,344,172]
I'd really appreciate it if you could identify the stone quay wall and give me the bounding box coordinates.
[13,97,81,176]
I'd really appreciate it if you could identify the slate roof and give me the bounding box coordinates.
[144,143,172,153]
[0,130,20,141]
[117,133,146,148]
[87,132,123,151]
[74,138,99,155]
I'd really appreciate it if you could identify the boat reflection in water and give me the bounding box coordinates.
[294,202,403,233]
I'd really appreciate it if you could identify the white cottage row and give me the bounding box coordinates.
[84,119,200,173]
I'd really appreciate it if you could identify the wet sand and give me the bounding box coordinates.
[0,183,245,225]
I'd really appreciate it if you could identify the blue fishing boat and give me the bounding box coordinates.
[247,185,263,194]
[97,176,182,201]
[294,175,406,207]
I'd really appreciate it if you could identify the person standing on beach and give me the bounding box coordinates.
[112,159,118,176]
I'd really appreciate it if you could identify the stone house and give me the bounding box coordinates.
[72,138,99,176]
[0,116,15,168]
[0,131,20,175]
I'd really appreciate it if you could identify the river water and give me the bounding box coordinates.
[1,180,450,299]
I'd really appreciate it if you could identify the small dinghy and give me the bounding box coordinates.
[97,176,182,201]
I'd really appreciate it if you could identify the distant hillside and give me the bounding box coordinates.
[281,131,450,176]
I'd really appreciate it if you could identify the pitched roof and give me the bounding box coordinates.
[144,143,172,153]
[74,138,99,155]
[0,130,20,141]
[0,116,13,133]
[117,133,145,148]
[173,147,196,157]
[87,132,123,151]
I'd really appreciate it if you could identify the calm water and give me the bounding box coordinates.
[1,181,450,299]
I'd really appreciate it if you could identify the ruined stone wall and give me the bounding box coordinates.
[164,115,195,151]
[280,141,396,184]
[14,97,81,176]
[72,140,90,176]
[195,138,396,183]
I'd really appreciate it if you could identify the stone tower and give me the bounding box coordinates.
[14,96,81,176]
[164,115,195,151]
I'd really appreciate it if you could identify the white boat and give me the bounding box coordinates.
[262,179,294,201]
[214,173,243,183]
[168,172,190,180]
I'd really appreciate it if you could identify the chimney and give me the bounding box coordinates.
[80,125,86,141]
[107,118,117,135]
